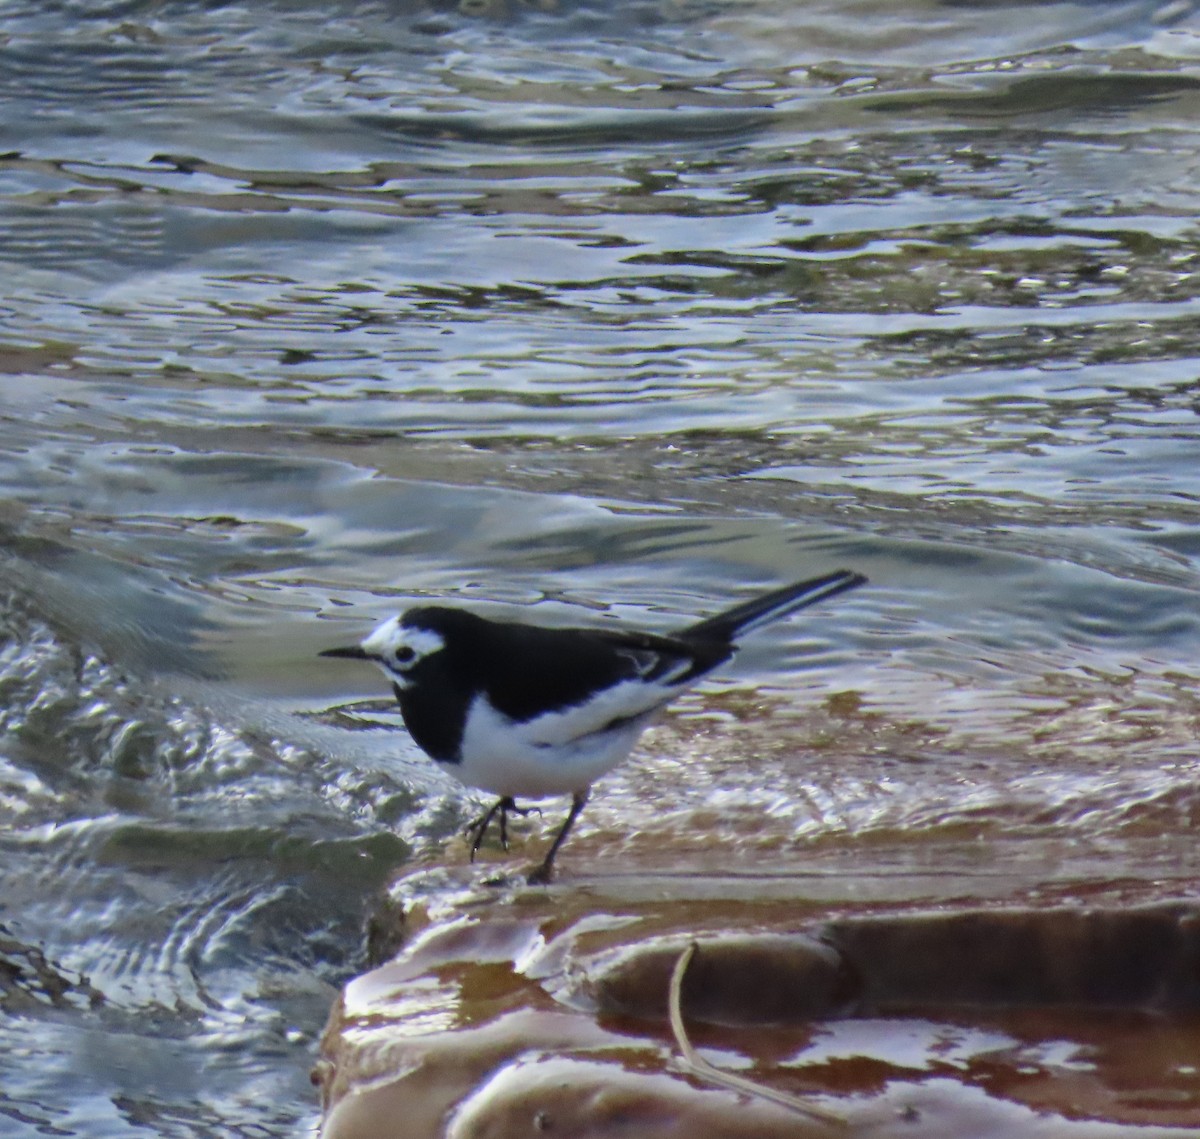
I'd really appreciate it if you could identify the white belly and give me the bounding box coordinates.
[445,691,658,798]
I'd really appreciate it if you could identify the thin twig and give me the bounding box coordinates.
[668,941,845,1128]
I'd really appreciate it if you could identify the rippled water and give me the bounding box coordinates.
[4,0,1200,1134]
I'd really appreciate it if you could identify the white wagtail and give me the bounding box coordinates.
[320,568,866,883]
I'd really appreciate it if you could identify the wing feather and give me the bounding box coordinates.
[479,623,731,736]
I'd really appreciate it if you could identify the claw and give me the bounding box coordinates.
[465,793,586,881]
[466,797,541,860]
[465,797,509,860]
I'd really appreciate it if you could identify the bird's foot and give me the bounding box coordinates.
[525,861,554,886]
[465,797,508,860]
[466,797,542,861]
[497,800,541,851]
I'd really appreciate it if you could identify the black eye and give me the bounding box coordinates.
[394,646,416,665]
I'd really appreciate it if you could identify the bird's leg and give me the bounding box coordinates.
[527,790,589,886]
[466,796,542,861]
[466,797,511,861]
[497,799,541,850]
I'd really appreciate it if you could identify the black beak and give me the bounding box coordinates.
[319,645,373,660]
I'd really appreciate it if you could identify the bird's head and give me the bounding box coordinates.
[320,613,446,689]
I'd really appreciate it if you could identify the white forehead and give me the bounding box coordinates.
[361,615,445,660]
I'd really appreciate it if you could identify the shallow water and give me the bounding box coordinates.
[3,0,1200,1134]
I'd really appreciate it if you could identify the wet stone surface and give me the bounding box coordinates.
[316,861,1200,1138]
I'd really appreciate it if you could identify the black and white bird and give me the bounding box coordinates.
[320,568,866,883]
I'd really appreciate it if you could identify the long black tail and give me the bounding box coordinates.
[682,568,867,644]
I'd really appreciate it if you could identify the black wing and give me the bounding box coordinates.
[479,621,731,725]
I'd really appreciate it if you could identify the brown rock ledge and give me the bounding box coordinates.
[316,869,1200,1139]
